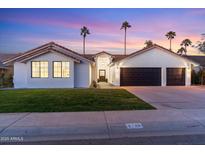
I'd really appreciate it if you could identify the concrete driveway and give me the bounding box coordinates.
[124,86,205,110]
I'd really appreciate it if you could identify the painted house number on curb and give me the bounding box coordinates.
[125,123,143,129]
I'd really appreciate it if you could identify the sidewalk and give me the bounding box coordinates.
[1,109,205,143]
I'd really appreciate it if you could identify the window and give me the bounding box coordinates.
[53,61,70,78]
[31,61,48,78]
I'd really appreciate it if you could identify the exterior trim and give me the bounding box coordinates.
[113,44,200,66]
[3,42,93,64]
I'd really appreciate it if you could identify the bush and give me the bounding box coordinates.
[192,68,205,85]
[90,80,98,88]
[0,72,13,88]
[192,70,200,85]
[0,73,3,88]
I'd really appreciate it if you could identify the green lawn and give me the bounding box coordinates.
[0,89,155,113]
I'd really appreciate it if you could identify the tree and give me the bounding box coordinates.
[180,39,192,55]
[165,31,176,51]
[121,21,131,55]
[195,34,205,53]
[144,40,154,48]
[198,41,205,52]
[177,47,186,55]
[80,26,90,55]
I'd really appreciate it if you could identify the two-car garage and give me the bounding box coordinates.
[120,67,186,86]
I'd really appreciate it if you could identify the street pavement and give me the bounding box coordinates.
[9,134,205,145]
[1,109,205,144]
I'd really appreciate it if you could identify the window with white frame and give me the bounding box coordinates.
[53,61,70,78]
[31,61,48,78]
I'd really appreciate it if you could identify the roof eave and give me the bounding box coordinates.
[3,42,93,64]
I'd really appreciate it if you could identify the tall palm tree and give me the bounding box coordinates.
[80,26,90,55]
[165,31,176,51]
[121,21,131,55]
[144,40,154,48]
[180,39,192,55]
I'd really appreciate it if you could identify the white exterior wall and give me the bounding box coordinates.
[14,62,27,88]
[14,51,77,88]
[111,48,193,86]
[74,61,91,88]
[95,53,112,82]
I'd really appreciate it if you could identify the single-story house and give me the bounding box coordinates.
[3,42,200,88]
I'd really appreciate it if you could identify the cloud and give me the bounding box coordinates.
[1,8,205,55]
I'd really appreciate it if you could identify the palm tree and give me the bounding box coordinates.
[121,21,131,55]
[144,40,154,48]
[177,47,186,55]
[165,31,176,51]
[80,26,90,55]
[180,39,192,55]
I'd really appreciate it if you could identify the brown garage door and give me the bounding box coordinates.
[166,68,185,86]
[120,68,161,86]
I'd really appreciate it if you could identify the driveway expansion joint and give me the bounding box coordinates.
[0,112,31,135]
[103,112,111,139]
[180,110,205,129]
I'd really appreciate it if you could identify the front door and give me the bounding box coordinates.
[99,69,106,82]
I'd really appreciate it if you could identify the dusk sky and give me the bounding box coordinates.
[0,8,205,55]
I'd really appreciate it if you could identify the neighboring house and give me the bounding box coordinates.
[0,53,20,87]
[0,61,7,71]
[0,61,8,79]
[0,53,19,75]
[3,42,200,88]
[183,56,205,69]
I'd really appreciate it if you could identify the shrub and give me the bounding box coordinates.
[90,80,98,88]
[192,68,205,85]
[0,71,13,88]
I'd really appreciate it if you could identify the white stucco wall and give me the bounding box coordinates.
[95,53,112,82]
[111,48,194,86]
[74,61,91,88]
[14,62,27,88]
[13,51,92,88]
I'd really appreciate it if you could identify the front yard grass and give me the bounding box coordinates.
[0,89,155,112]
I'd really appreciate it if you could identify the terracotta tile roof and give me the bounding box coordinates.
[81,53,128,63]
[0,53,20,62]
[1,43,201,66]
[0,53,20,68]
[0,61,7,69]
[112,44,199,65]
[112,55,128,62]
[81,54,95,61]
[3,42,94,64]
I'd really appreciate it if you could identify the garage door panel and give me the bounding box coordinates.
[120,68,161,86]
[166,68,185,86]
